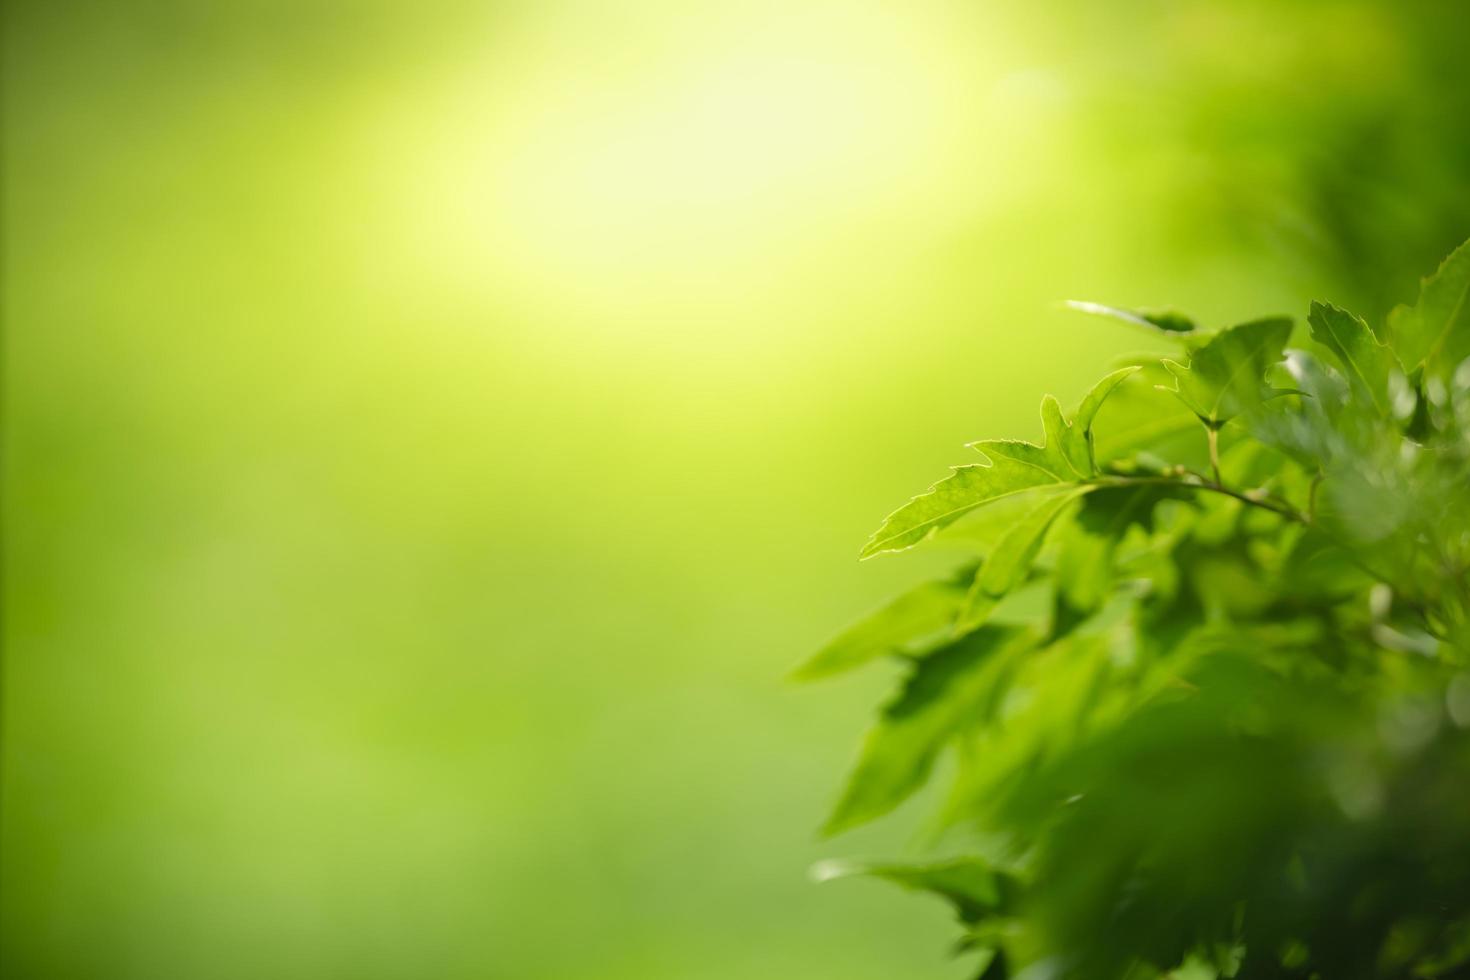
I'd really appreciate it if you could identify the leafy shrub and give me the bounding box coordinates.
[803,240,1470,979]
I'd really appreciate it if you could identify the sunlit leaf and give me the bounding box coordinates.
[862,371,1138,558]
[858,460,1068,559]
[1161,317,1294,428]
[958,491,1086,632]
[793,565,975,681]
[1069,367,1142,473]
[814,237,1470,979]
[824,625,1034,835]
[1090,364,1203,466]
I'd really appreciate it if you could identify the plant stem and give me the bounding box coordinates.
[1206,426,1222,486]
[1084,475,1306,523]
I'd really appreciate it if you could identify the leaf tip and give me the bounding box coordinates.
[810,859,856,883]
[786,660,821,684]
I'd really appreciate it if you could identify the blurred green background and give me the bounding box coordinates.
[3,1,1468,977]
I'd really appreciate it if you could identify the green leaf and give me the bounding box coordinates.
[1284,348,1349,410]
[858,459,1067,559]
[1252,349,1347,470]
[968,395,1082,482]
[1089,363,1203,465]
[1070,366,1142,473]
[815,248,1470,979]
[1161,317,1294,428]
[958,491,1086,632]
[861,371,1138,559]
[1055,483,1191,629]
[824,625,1034,835]
[792,565,975,682]
[974,949,1010,980]
[1066,300,1199,335]
[1386,236,1470,380]
[1307,301,1400,417]
[812,856,1016,925]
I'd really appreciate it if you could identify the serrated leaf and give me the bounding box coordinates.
[1386,237,1470,380]
[929,492,1069,550]
[958,491,1086,632]
[812,856,1017,925]
[970,395,1081,482]
[1161,317,1293,428]
[1066,300,1199,335]
[1307,301,1400,417]
[793,565,976,682]
[824,625,1034,835]
[863,371,1137,559]
[859,460,1068,559]
[815,244,1470,977]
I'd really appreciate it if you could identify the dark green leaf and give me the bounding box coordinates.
[974,948,1009,980]
[1054,483,1189,628]
[1066,300,1199,335]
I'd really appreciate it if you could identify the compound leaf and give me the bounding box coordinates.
[862,372,1138,559]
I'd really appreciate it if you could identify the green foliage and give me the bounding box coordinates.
[812,857,1018,926]
[1307,302,1399,418]
[1161,317,1294,429]
[1387,238,1470,383]
[804,240,1470,979]
[794,565,977,682]
[1065,301,1199,337]
[858,369,1138,559]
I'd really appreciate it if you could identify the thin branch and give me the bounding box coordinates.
[1083,475,1307,523]
[1206,426,1222,486]
[1307,472,1324,524]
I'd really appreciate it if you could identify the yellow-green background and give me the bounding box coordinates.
[4,2,1467,977]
